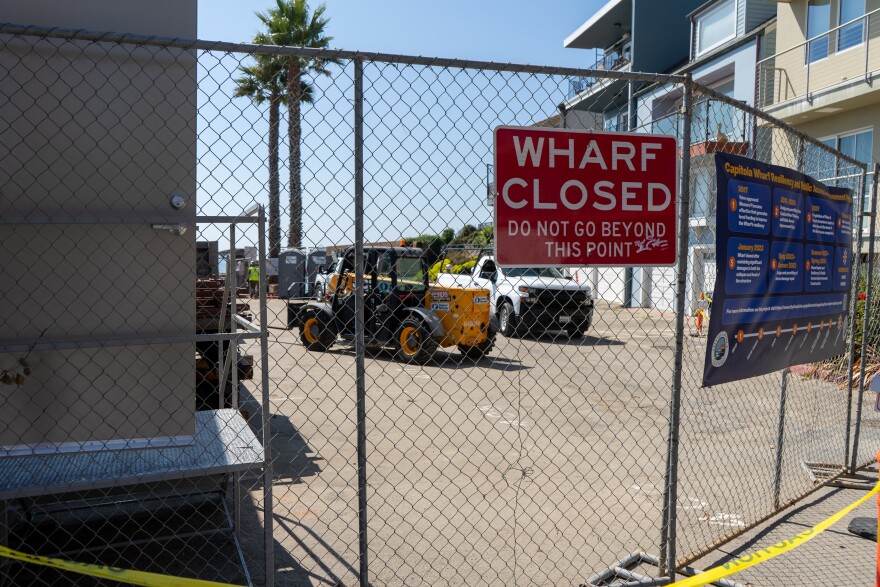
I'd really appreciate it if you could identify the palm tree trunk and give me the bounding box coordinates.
[287,62,303,249]
[268,92,281,258]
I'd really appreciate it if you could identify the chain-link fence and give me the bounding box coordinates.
[670,83,869,571]
[0,23,875,587]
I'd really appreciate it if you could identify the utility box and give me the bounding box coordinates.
[196,241,220,278]
[0,1,198,453]
[306,249,329,295]
[278,249,306,299]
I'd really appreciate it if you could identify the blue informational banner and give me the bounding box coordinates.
[702,153,854,387]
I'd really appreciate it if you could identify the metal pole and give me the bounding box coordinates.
[805,43,812,103]
[772,368,789,510]
[844,168,868,469]
[850,164,879,473]
[660,75,693,580]
[354,56,369,587]
[229,223,241,537]
[230,223,239,411]
[865,14,871,83]
[257,206,275,587]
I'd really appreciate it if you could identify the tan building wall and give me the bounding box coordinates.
[0,2,198,451]
[766,0,880,105]
[796,101,880,155]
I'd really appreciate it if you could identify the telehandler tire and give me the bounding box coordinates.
[299,310,336,352]
[395,317,437,364]
[458,330,495,360]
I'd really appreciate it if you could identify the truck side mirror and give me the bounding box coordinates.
[489,272,497,283]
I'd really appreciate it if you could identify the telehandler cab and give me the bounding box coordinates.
[295,246,496,363]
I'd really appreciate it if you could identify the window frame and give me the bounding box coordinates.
[695,0,738,56]
[806,0,832,63]
[810,128,872,201]
[837,0,866,53]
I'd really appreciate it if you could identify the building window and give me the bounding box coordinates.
[838,0,865,52]
[807,0,831,62]
[603,111,628,132]
[805,129,873,220]
[696,0,737,55]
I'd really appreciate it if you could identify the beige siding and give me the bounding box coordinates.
[769,1,880,104]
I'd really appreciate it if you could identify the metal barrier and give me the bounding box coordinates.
[0,23,874,587]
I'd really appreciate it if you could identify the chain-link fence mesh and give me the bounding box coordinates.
[670,83,868,569]
[0,24,876,587]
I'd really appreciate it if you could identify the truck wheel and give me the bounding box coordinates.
[396,317,437,364]
[458,330,495,360]
[299,311,335,351]
[498,302,517,337]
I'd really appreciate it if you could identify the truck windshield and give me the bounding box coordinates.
[397,257,426,292]
[504,267,569,279]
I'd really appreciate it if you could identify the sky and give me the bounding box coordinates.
[194,0,609,251]
[198,0,606,69]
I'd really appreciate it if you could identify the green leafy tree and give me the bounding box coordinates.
[258,0,338,249]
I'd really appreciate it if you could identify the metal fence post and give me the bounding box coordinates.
[845,168,869,470]
[772,368,789,510]
[850,164,879,473]
[660,75,693,580]
[354,56,370,587]
[229,223,241,540]
[257,205,275,587]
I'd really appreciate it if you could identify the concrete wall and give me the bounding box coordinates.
[0,1,198,451]
[1,1,197,37]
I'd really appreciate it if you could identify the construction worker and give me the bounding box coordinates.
[248,261,260,297]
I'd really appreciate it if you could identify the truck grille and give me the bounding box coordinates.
[535,289,587,310]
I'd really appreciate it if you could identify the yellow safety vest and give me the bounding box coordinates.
[248,266,260,282]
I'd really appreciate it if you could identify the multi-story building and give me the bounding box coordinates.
[757,0,878,246]
[562,0,704,310]
[670,0,778,310]
[563,0,776,312]
[563,0,705,134]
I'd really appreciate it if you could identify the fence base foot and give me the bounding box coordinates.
[803,461,877,489]
[581,551,746,587]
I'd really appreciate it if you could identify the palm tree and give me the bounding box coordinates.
[234,41,286,258]
[257,0,338,249]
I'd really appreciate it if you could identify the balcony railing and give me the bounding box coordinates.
[757,8,880,109]
[567,47,632,99]
[649,99,750,144]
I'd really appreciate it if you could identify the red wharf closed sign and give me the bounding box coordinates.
[494,126,678,267]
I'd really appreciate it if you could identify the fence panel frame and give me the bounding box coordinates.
[0,21,874,585]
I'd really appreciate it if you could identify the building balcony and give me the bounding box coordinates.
[650,99,751,154]
[567,48,632,99]
[565,0,632,51]
[757,8,880,120]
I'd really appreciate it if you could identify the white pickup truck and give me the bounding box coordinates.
[435,255,595,338]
